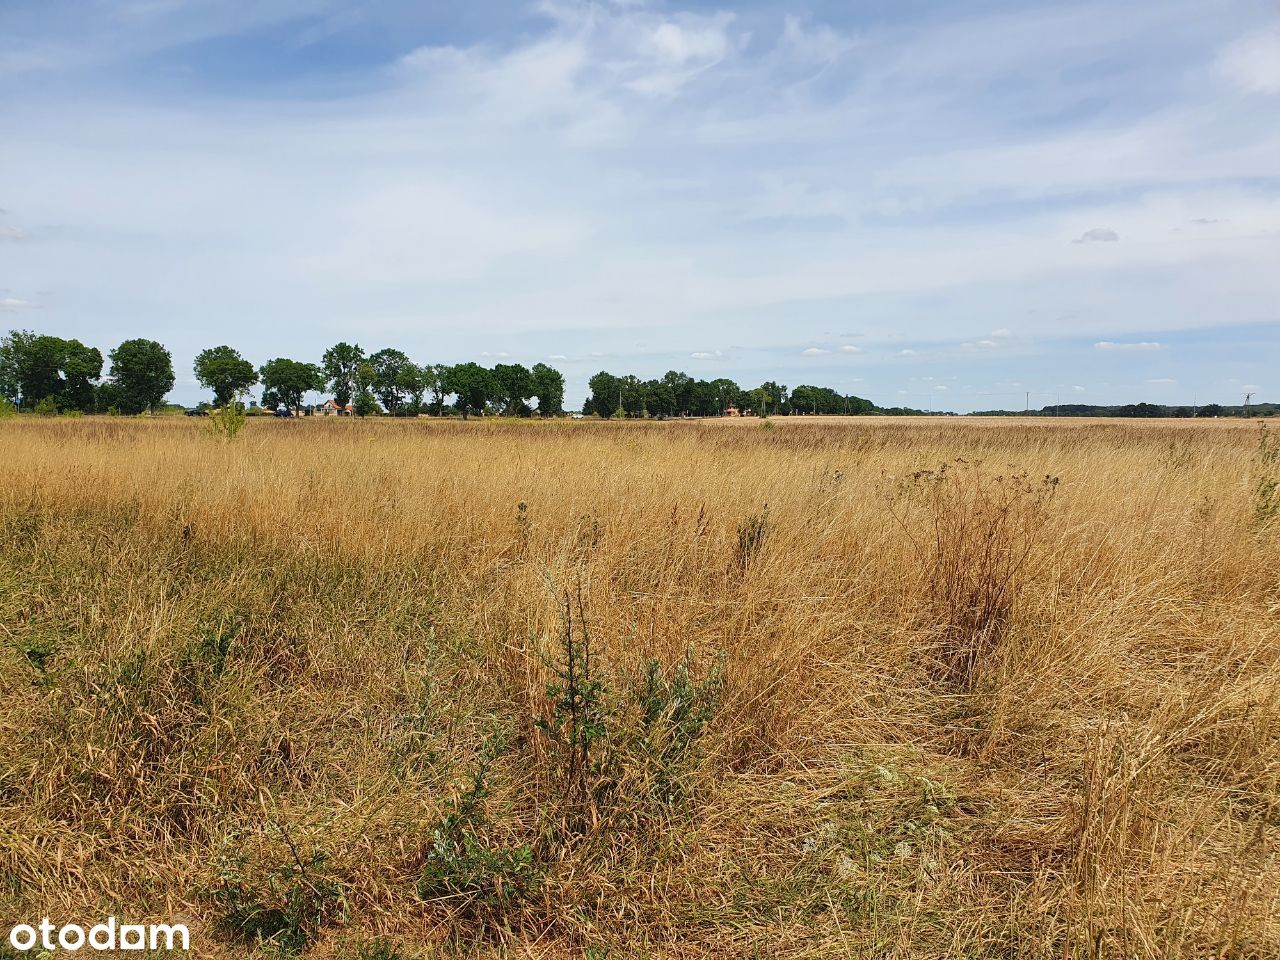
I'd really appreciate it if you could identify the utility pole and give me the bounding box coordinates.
[1245,391,1253,419]
[1025,391,1030,414]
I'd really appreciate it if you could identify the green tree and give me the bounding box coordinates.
[443,362,497,419]
[708,378,741,416]
[321,342,365,407]
[108,339,174,414]
[0,330,102,411]
[59,341,103,412]
[586,371,621,419]
[353,360,380,416]
[758,381,787,416]
[492,363,533,415]
[368,348,410,414]
[644,378,676,417]
[259,358,324,411]
[425,363,448,416]
[194,345,258,407]
[397,362,429,416]
[661,370,694,415]
[619,375,646,418]
[530,363,565,417]
[0,332,17,403]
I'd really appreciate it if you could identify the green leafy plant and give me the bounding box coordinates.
[0,397,17,418]
[635,652,725,806]
[536,589,609,811]
[209,827,346,954]
[33,395,58,417]
[417,760,538,915]
[207,393,249,442]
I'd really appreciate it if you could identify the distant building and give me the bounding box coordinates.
[318,399,352,416]
[724,404,741,417]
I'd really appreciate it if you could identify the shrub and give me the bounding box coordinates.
[0,397,16,418]
[209,828,346,954]
[208,395,249,442]
[536,589,609,815]
[33,396,58,417]
[634,653,725,806]
[417,761,539,916]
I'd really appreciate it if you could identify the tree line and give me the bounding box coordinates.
[0,332,174,415]
[583,371,878,418]
[3,328,935,420]
[969,402,1277,418]
[0,331,568,419]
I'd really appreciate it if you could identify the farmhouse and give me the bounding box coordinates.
[318,399,352,416]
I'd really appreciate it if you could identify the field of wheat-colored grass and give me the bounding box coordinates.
[1,415,1278,959]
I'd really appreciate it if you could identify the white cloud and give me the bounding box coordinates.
[1145,377,1177,384]
[897,349,917,357]
[990,328,1011,337]
[1217,27,1280,94]
[0,297,35,311]
[1074,227,1120,243]
[0,225,26,241]
[690,350,724,360]
[779,15,858,67]
[1094,341,1163,351]
[1072,385,1086,391]
[839,344,861,353]
[802,347,831,355]
[547,354,568,360]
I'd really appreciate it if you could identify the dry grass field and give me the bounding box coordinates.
[2,415,1279,958]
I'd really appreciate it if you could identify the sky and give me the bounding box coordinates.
[1,0,1278,412]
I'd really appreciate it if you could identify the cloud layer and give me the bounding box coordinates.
[0,0,1277,409]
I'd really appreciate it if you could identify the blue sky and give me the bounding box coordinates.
[1,0,1278,411]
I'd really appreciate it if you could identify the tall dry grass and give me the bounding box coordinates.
[1,415,1278,958]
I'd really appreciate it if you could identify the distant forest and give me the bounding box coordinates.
[969,402,1278,418]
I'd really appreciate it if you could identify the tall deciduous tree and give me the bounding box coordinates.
[444,362,497,419]
[425,363,447,416]
[0,330,102,411]
[194,345,258,407]
[322,342,364,407]
[586,371,621,419]
[259,358,324,411]
[492,362,533,415]
[108,339,173,414]
[368,348,411,414]
[530,363,565,417]
[395,362,429,416]
[353,361,379,416]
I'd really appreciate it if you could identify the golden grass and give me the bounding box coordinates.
[1,415,1278,958]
